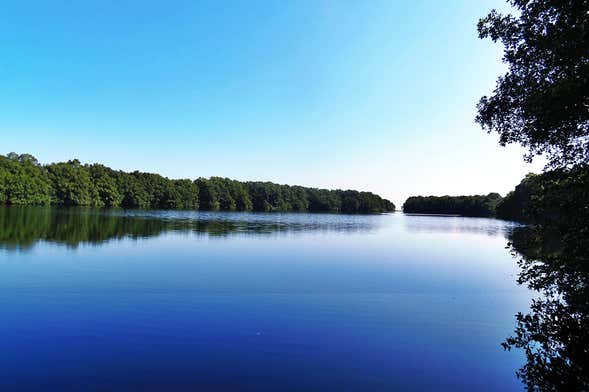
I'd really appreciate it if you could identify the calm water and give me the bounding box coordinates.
[0,207,530,391]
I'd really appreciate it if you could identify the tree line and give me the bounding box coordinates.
[402,167,589,223]
[496,166,589,225]
[495,173,546,223]
[0,153,395,214]
[402,193,503,217]
[403,166,587,224]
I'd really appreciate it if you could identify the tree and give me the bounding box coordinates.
[195,178,220,211]
[173,179,199,210]
[208,177,237,211]
[88,164,122,207]
[0,154,52,205]
[307,188,341,212]
[135,172,179,209]
[495,173,542,222]
[1,153,395,214]
[402,194,502,217]
[476,0,589,167]
[478,2,589,389]
[8,152,40,165]
[119,173,150,209]
[231,181,253,211]
[47,160,98,206]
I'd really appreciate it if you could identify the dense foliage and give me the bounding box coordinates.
[0,153,53,205]
[402,193,503,217]
[476,0,589,168]
[0,153,395,214]
[495,173,542,222]
[478,1,589,389]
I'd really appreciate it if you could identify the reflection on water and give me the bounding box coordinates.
[404,214,519,237]
[0,207,378,250]
[0,206,533,391]
[506,226,589,390]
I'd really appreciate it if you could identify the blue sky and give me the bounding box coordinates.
[0,0,543,205]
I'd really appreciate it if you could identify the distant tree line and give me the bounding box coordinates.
[0,153,395,214]
[402,193,502,217]
[402,165,589,223]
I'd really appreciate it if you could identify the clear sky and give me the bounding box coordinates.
[0,0,543,206]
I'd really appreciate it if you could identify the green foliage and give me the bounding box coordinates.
[288,186,309,212]
[477,0,589,167]
[247,181,294,212]
[495,173,542,222]
[307,188,341,212]
[0,153,395,214]
[119,173,150,209]
[47,160,99,206]
[173,179,199,210]
[496,168,589,225]
[88,164,123,207]
[208,177,239,211]
[132,172,180,209]
[402,193,502,217]
[195,178,221,211]
[0,154,53,205]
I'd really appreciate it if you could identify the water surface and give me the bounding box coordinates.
[0,207,528,391]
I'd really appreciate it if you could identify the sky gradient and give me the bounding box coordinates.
[0,0,544,205]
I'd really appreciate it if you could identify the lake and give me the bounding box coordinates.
[0,207,530,391]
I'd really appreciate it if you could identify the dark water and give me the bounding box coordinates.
[0,207,529,391]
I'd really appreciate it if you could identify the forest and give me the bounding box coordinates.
[402,167,589,223]
[0,153,395,214]
[402,193,503,217]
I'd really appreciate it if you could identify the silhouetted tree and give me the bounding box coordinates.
[478,1,589,389]
[477,0,589,168]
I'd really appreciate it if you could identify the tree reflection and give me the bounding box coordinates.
[505,168,589,390]
[0,206,375,250]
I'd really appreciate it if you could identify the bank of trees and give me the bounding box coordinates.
[0,153,53,205]
[0,153,395,214]
[402,168,589,222]
[494,173,542,223]
[496,167,589,225]
[402,193,502,217]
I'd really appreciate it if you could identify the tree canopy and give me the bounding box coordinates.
[402,193,503,217]
[0,153,395,214]
[495,172,542,222]
[476,0,589,167]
